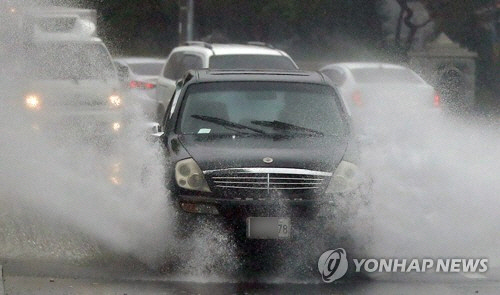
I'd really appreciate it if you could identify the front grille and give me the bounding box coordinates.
[45,95,108,107]
[61,98,107,107]
[205,168,332,193]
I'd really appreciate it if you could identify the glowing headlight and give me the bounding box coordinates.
[110,176,121,185]
[25,94,41,110]
[112,122,121,132]
[326,160,361,194]
[109,162,122,185]
[175,158,211,192]
[109,94,122,107]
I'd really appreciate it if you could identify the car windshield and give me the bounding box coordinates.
[209,55,297,70]
[178,81,347,137]
[350,68,423,84]
[128,62,164,76]
[26,43,116,80]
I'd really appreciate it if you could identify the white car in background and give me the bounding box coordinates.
[15,7,124,140]
[155,42,298,121]
[114,57,165,119]
[320,63,440,117]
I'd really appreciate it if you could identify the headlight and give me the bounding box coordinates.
[175,158,211,192]
[112,122,121,132]
[109,94,122,107]
[109,162,122,186]
[326,160,361,194]
[25,94,41,110]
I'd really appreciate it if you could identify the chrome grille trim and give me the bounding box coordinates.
[204,167,332,177]
[216,186,322,190]
[213,181,322,185]
[204,167,332,191]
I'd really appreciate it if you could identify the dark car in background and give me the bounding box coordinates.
[154,69,363,241]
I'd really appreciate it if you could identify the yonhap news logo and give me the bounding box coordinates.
[318,248,349,283]
[318,248,488,283]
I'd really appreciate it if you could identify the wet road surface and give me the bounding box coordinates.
[2,259,500,295]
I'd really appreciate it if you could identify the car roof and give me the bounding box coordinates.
[185,69,329,84]
[322,62,409,70]
[211,44,284,56]
[33,36,104,43]
[114,57,166,64]
[173,43,286,57]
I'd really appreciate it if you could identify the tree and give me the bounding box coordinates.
[394,0,432,52]
[419,0,499,91]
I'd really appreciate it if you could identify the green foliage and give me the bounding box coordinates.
[421,0,488,50]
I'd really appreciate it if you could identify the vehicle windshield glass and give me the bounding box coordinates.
[209,55,297,70]
[26,43,116,80]
[128,62,164,76]
[178,81,347,136]
[350,68,423,84]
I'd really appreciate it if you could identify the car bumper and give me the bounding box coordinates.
[25,108,125,136]
[175,193,343,217]
[174,194,346,240]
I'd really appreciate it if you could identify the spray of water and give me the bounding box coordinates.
[0,2,242,279]
[358,110,500,264]
[1,0,499,285]
[0,1,173,266]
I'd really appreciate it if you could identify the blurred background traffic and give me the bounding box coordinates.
[3,0,499,115]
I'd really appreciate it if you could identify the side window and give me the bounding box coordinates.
[323,67,347,86]
[163,52,183,80]
[163,53,202,81]
[162,94,174,128]
[163,84,183,129]
[179,54,203,77]
[169,86,183,118]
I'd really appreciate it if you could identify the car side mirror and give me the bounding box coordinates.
[145,122,165,142]
[149,131,165,142]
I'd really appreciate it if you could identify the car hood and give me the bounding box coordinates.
[178,134,348,173]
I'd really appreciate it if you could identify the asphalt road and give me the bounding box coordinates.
[1,258,500,295]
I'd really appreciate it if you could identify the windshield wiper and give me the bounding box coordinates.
[192,115,267,135]
[250,120,324,136]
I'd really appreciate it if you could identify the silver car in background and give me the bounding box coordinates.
[320,63,441,144]
[320,63,440,117]
[114,57,165,119]
[15,6,124,140]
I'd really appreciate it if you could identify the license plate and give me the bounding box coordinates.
[246,217,291,239]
